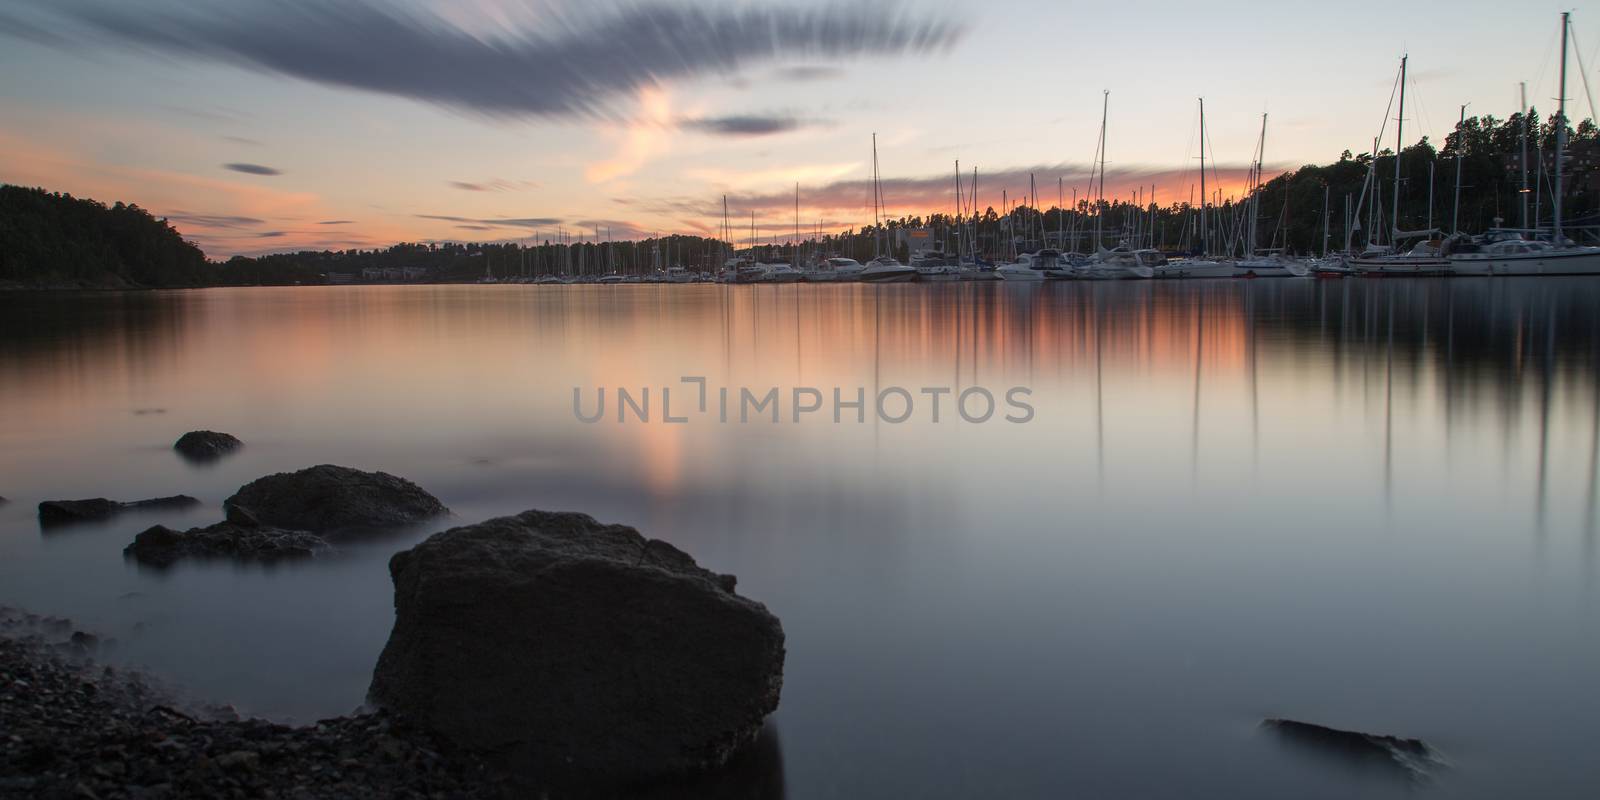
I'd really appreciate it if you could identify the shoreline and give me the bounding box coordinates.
[0,608,505,799]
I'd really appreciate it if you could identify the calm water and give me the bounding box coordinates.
[1,281,1598,798]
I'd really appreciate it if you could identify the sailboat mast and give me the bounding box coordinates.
[1391,55,1407,243]
[1555,12,1570,244]
[1096,90,1109,250]
[1452,104,1466,235]
[1252,112,1267,254]
[1198,98,1207,256]
[1520,82,1530,229]
[872,132,882,258]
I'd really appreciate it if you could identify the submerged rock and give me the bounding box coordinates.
[124,520,329,568]
[368,509,785,787]
[37,495,200,527]
[224,465,447,535]
[1263,718,1445,780]
[173,430,243,462]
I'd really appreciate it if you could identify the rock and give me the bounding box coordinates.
[224,465,447,535]
[368,510,785,787]
[124,522,329,568]
[38,496,200,527]
[216,750,260,772]
[173,431,243,462]
[1263,718,1444,780]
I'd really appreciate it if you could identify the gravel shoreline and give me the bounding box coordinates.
[0,609,507,799]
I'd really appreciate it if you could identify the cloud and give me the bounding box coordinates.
[769,65,844,82]
[416,214,562,230]
[448,179,537,192]
[317,219,354,225]
[12,1,964,120]
[680,113,819,137]
[162,212,266,229]
[223,162,282,176]
[222,135,264,146]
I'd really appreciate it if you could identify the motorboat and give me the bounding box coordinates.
[858,256,917,283]
[996,249,1071,280]
[1152,257,1234,279]
[1080,246,1156,279]
[762,263,804,283]
[1233,251,1311,277]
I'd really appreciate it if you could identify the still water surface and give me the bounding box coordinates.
[1,281,1598,798]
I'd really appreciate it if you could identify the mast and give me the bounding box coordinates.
[1096,90,1109,251]
[1251,112,1267,255]
[1452,104,1466,235]
[1323,183,1331,257]
[1198,98,1207,256]
[1391,55,1407,244]
[1555,12,1570,244]
[872,132,882,258]
[794,182,800,266]
[1520,82,1530,229]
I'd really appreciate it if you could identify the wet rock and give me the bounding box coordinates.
[368,509,785,787]
[124,522,329,568]
[224,465,448,535]
[1263,718,1445,780]
[173,430,243,462]
[38,496,200,527]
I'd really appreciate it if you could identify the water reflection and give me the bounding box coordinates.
[1,281,1599,799]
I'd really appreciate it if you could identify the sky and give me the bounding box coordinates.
[0,0,1588,257]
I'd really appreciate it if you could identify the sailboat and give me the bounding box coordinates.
[1446,13,1600,276]
[1350,56,1452,275]
[1155,99,1236,279]
[859,133,917,283]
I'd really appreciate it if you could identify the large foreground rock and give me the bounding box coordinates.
[37,495,199,527]
[224,465,447,534]
[124,521,329,568]
[173,430,243,462]
[368,510,785,787]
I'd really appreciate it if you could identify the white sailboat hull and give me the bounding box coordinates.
[1449,248,1600,275]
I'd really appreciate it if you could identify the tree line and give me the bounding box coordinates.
[4,109,1596,287]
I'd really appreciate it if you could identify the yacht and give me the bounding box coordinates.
[820,257,865,281]
[910,249,960,281]
[1152,256,1234,279]
[721,257,768,284]
[665,266,695,283]
[534,274,562,285]
[1349,240,1452,276]
[996,249,1071,280]
[858,256,917,283]
[1081,246,1156,279]
[1447,229,1600,275]
[762,263,804,283]
[597,273,625,285]
[1233,251,1310,278]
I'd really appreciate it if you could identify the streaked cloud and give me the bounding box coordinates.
[162,212,266,229]
[680,113,820,137]
[9,1,964,120]
[415,214,561,229]
[223,163,282,176]
[448,179,538,192]
[769,65,845,82]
